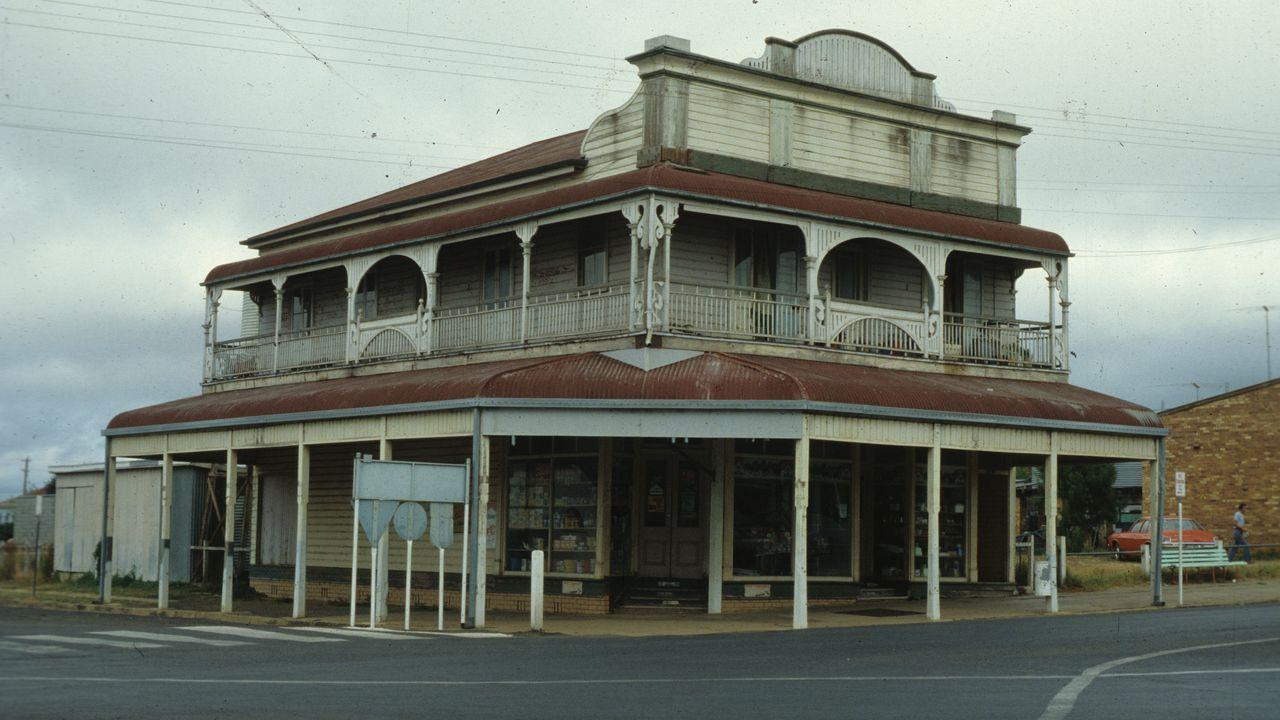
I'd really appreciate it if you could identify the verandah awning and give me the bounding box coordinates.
[107,352,1160,436]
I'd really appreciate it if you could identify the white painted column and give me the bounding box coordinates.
[292,443,311,618]
[926,426,942,621]
[271,280,284,373]
[345,285,357,363]
[1046,273,1058,369]
[792,435,810,630]
[1007,467,1017,583]
[517,224,536,342]
[376,438,392,622]
[423,271,439,355]
[707,439,726,614]
[202,288,221,382]
[1058,261,1071,371]
[804,255,818,342]
[660,205,675,332]
[101,451,117,603]
[474,435,491,627]
[623,204,643,331]
[1045,433,1060,613]
[157,452,174,609]
[221,447,238,614]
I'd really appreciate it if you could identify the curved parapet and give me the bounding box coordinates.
[742,29,956,111]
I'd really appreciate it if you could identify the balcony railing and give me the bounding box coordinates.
[942,314,1055,367]
[207,282,1063,382]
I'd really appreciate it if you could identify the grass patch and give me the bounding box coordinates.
[1059,556,1280,592]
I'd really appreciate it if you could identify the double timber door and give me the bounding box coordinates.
[637,455,705,579]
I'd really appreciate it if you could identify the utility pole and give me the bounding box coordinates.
[21,457,30,494]
[1234,304,1275,380]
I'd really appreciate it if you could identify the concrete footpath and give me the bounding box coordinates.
[3,578,1277,637]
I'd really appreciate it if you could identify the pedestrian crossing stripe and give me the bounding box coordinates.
[0,639,74,655]
[288,626,421,640]
[91,630,249,647]
[13,635,166,649]
[178,626,342,643]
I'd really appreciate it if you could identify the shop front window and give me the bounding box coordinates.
[809,442,854,577]
[732,440,793,576]
[912,465,968,579]
[505,437,599,576]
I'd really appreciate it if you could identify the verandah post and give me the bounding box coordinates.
[792,433,810,630]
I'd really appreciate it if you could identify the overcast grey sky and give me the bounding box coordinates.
[2,0,1277,497]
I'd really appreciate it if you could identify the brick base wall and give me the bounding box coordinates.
[250,577,612,615]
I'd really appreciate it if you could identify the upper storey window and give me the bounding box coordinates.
[483,246,514,302]
[355,273,377,321]
[733,227,802,297]
[288,285,313,331]
[831,248,867,302]
[578,234,608,288]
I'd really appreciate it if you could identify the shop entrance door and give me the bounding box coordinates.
[637,457,704,578]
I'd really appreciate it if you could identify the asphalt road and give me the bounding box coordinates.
[1,604,1277,719]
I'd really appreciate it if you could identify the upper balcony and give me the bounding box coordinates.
[202,198,1069,386]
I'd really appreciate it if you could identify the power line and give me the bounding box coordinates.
[7,5,635,84]
[1025,207,1280,221]
[0,102,505,151]
[137,0,630,62]
[1021,179,1280,188]
[2,20,635,96]
[1,120,456,167]
[1073,232,1280,257]
[1031,131,1280,160]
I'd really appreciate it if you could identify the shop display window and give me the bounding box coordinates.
[732,441,794,576]
[505,447,599,576]
[912,467,968,579]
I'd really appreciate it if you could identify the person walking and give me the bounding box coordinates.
[1228,503,1251,563]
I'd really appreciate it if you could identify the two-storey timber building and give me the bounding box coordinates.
[104,31,1166,626]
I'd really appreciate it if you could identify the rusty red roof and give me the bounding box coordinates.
[107,352,1158,433]
[246,129,589,245]
[208,164,1067,284]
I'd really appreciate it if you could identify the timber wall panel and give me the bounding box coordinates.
[686,84,772,162]
[386,411,471,440]
[232,424,302,449]
[111,435,165,457]
[581,90,643,180]
[303,417,382,445]
[791,107,910,187]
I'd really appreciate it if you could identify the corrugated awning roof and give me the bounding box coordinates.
[107,352,1158,434]
[208,163,1068,284]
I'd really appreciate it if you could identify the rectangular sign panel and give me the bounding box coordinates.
[353,457,468,504]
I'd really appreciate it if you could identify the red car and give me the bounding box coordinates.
[1107,517,1218,559]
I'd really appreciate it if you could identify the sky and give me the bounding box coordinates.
[1,0,1278,497]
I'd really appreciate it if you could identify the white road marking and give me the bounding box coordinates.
[417,631,510,639]
[1038,637,1279,720]
[0,673,1076,686]
[92,630,250,647]
[12,635,165,649]
[1,666,1273,687]
[1105,667,1280,678]
[288,627,422,640]
[178,626,341,643]
[0,639,75,655]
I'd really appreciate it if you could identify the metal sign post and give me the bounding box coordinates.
[350,455,469,632]
[1175,471,1186,606]
[32,495,43,598]
[392,502,428,631]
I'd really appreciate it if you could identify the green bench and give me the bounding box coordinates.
[1146,542,1247,581]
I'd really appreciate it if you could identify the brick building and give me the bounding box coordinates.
[1153,378,1280,546]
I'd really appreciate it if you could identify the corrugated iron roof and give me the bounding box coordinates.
[207,163,1067,284]
[245,129,589,245]
[107,352,1158,432]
